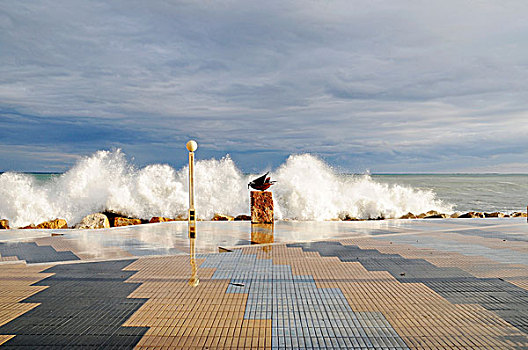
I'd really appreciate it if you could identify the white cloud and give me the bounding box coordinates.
[1,0,528,172]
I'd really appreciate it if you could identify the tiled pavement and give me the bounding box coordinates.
[0,242,80,264]
[0,219,527,349]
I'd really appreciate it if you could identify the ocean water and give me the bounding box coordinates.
[0,150,526,227]
[372,174,528,214]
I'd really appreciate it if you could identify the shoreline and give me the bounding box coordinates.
[1,209,527,230]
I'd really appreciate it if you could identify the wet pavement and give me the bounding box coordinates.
[0,219,527,348]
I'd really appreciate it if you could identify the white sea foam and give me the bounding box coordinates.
[0,150,453,227]
[272,154,452,220]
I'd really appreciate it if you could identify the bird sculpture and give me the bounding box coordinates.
[248,172,276,191]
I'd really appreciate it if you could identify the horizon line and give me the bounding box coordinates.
[2,171,528,176]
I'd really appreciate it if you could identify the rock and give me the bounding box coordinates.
[234,215,251,221]
[399,212,417,219]
[339,213,361,221]
[113,217,142,227]
[511,212,528,217]
[450,212,461,218]
[102,211,129,226]
[484,212,505,218]
[212,214,234,221]
[424,214,448,219]
[458,212,485,219]
[75,213,110,229]
[36,219,68,229]
[343,217,361,221]
[0,219,9,229]
[20,224,36,229]
[251,191,274,224]
[149,216,176,223]
[101,211,147,227]
[417,210,441,219]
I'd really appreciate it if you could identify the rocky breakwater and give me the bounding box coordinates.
[2,207,527,231]
[19,218,69,229]
[74,212,186,228]
[339,210,528,221]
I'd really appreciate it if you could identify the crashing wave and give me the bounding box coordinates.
[0,150,452,227]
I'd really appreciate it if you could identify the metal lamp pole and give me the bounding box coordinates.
[186,140,198,238]
[186,140,199,287]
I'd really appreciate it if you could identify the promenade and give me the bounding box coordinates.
[0,219,527,349]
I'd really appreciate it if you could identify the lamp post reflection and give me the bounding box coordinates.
[188,234,199,287]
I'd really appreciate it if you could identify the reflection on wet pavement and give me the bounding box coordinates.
[0,218,527,264]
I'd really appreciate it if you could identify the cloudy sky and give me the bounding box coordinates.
[1,0,527,173]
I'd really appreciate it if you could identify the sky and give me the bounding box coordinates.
[1,0,528,173]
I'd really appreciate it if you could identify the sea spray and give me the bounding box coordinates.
[272,154,453,220]
[0,150,453,227]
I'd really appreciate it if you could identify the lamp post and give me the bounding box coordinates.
[186,140,199,287]
[186,140,198,238]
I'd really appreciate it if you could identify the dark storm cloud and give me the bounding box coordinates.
[1,0,527,172]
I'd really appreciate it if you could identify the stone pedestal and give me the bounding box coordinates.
[251,191,274,224]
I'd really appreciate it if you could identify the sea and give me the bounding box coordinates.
[0,150,527,227]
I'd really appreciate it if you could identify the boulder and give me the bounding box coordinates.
[399,212,417,219]
[212,214,234,221]
[417,210,441,219]
[36,219,68,229]
[75,213,110,229]
[0,219,9,229]
[450,212,461,218]
[484,212,505,218]
[338,213,348,220]
[458,212,484,219]
[338,213,361,221]
[424,213,448,219]
[511,212,528,218]
[149,216,176,223]
[234,215,251,221]
[343,217,361,221]
[113,217,142,227]
[101,211,136,226]
[20,224,36,229]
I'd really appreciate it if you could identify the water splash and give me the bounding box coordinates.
[273,154,452,220]
[0,150,452,227]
